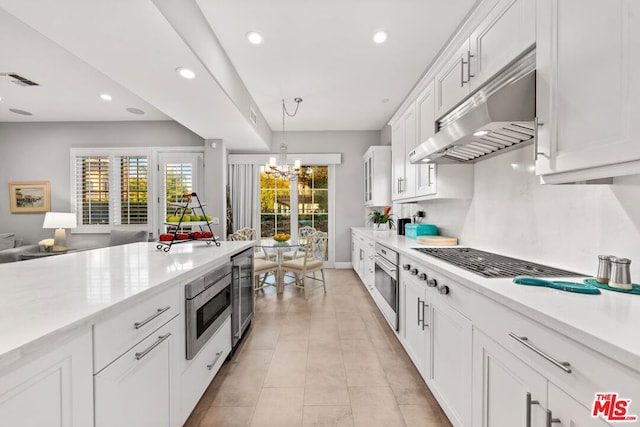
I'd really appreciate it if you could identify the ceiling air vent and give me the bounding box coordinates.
[249,107,257,125]
[0,72,40,86]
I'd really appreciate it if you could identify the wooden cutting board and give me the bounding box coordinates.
[416,236,458,246]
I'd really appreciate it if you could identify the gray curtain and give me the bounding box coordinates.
[227,164,260,235]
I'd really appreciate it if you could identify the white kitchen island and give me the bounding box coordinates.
[352,227,640,426]
[0,241,253,427]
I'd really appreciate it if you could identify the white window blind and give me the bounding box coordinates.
[164,162,194,210]
[72,150,151,233]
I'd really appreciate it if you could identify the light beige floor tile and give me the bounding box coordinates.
[275,339,309,353]
[250,387,304,427]
[302,405,354,427]
[392,387,435,406]
[348,386,397,407]
[351,404,407,427]
[306,350,347,388]
[263,350,307,388]
[399,404,452,427]
[199,406,255,427]
[304,386,351,406]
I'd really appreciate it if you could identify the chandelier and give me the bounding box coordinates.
[265,98,303,180]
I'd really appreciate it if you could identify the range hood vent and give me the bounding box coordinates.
[0,72,40,86]
[409,49,536,164]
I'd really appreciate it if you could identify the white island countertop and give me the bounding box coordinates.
[0,241,253,370]
[352,227,640,371]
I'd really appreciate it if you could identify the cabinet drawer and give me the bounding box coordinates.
[94,286,180,373]
[181,315,231,422]
[473,296,640,409]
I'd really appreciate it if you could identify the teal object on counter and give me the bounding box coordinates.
[405,224,438,239]
[583,278,640,295]
[513,276,601,294]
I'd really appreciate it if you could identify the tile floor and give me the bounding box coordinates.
[184,269,452,427]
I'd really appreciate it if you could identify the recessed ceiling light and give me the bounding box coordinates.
[421,158,432,163]
[373,31,388,44]
[9,108,32,116]
[176,67,196,79]
[473,130,490,137]
[126,107,145,115]
[0,96,3,102]
[246,31,263,45]
[100,93,112,101]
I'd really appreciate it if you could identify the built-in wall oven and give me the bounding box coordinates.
[374,244,399,331]
[185,263,232,360]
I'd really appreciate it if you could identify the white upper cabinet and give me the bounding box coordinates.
[536,0,640,183]
[437,0,535,118]
[416,82,438,196]
[363,146,391,207]
[469,0,535,90]
[392,106,417,201]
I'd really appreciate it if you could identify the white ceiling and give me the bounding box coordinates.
[0,0,478,148]
[197,0,478,131]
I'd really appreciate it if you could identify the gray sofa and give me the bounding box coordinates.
[0,233,40,263]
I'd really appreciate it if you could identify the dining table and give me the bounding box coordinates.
[257,238,306,293]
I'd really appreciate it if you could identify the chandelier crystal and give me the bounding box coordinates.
[265,98,303,180]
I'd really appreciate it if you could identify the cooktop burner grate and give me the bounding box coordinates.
[413,247,582,278]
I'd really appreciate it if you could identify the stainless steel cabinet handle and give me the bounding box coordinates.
[534,117,545,161]
[546,409,560,426]
[460,57,466,87]
[417,298,423,326]
[422,303,429,330]
[397,177,402,193]
[467,51,474,80]
[135,333,171,360]
[134,306,170,329]
[207,351,224,370]
[509,333,572,373]
[526,392,540,427]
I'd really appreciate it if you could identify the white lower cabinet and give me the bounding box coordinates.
[401,272,429,375]
[548,383,612,427]
[429,295,472,427]
[95,317,179,427]
[352,230,375,292]
[472,329,547,427]
[0,329,93,427]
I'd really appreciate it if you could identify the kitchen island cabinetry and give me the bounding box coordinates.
[0,329,93,427]
[95,318,179,427]
[536,0,640,183]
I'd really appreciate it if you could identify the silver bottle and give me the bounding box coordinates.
[609,257,632,290]
[596,255,613,284]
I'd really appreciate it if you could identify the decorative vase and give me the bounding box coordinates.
[375,222,389,230]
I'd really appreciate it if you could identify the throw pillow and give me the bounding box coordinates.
[109,230,149,247]
[0,233,16,251]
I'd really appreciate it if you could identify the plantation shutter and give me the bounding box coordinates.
[76,156,110,226]
[116,156,148,225]
[164,162,194,210]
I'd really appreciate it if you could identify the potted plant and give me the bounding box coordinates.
[369,206,395,229]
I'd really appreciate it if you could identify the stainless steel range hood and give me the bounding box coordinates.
[409,49,536,164]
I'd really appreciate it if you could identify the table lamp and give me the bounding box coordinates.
[42,212,77,252]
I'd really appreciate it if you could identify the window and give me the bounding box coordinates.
[71,149,151,233]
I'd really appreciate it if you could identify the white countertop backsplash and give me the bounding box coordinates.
[0,241,253,369]
[406,145,640,280]
[353,227,640,371]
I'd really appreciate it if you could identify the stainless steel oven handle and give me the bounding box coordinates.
[374,256,397,275]
[509,333,572,373]
[134,306,170,329]
[135,333,171,360]
[207,351,225,370]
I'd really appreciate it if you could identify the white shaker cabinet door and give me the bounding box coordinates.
[428,297,473,427]
[436,42,472,118]
[0,330,93,427]
[536,0,640,181]
[547,383,613,427]
[401,274,428,377]
[95,318,179,427]
[472,330,547,427]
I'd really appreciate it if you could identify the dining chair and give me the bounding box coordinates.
[253,257,278,292]
[282,226,317,261]
[280,231,327,299]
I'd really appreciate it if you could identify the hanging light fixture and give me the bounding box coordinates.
[265,97,303,180]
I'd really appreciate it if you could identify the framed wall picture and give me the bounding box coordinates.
[9,182,51,214]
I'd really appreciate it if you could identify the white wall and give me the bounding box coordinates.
[0,121,204,246]
[270,130,380,263]
[414,144,640,279]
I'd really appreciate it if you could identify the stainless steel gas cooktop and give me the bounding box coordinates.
[413,247,581,278]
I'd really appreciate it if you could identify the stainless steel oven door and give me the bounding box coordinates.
[185,273,232,360]
[374,255,399,331]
